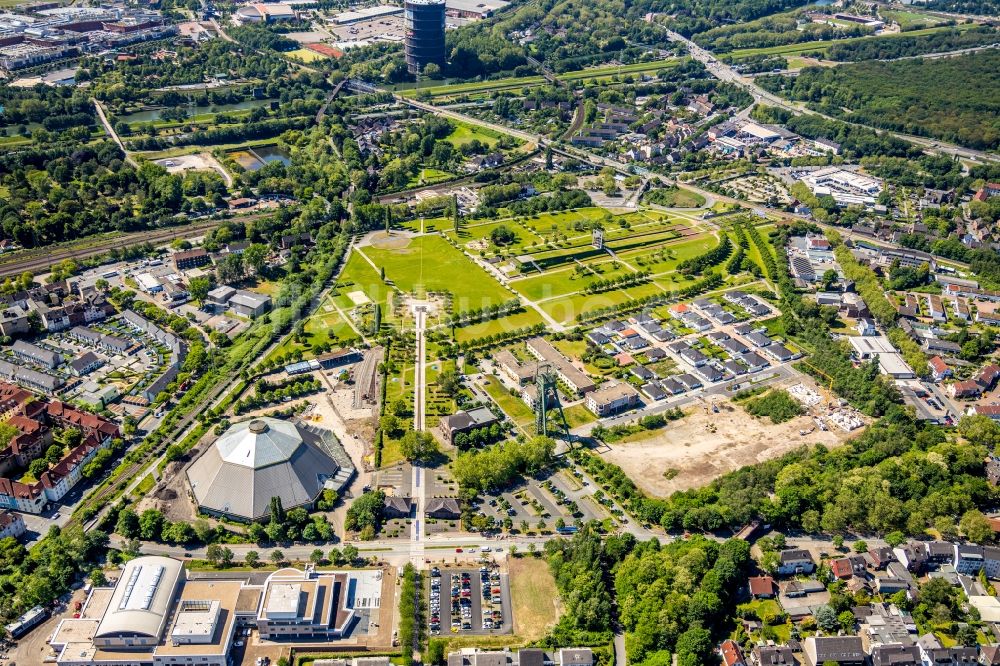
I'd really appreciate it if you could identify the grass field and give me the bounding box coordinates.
[405,167,455,188]
[512,259,635,301]
[447,220,543,254]
[445,122,503,148]
[331,252,393,313]
[508,556,561,640]
[452,309,545,343]
[362,234,511,311]
[482,376,535,432]
[644,187,707,208]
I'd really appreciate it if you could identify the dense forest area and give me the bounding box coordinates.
[758,51,1000,150]
[544,527,752,666]
[0,142,227,246]
[0,86,95,134]
[79,40,329,107]
[823,25,999,61]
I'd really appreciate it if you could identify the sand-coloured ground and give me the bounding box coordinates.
[601,398,859,498]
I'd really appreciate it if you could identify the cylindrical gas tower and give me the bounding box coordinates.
[404,0,446,74]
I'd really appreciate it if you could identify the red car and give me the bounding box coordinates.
[455,548,463,553]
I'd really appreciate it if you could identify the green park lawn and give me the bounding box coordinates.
[447,220,543,254]
[512,259,636,301]
[446,122,503,149]
[361,234,511,311]
[452,309,545,343]
[482,376,535,433]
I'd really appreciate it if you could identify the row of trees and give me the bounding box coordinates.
[678,235,732,275]
[584,269,652,294]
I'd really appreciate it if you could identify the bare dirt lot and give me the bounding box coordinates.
[601,399,858,497]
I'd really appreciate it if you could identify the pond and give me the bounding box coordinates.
[228,144,292,171]
[120,98,276,124]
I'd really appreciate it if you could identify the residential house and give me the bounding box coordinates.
[803,636,865,666]
[748,576,776,599]
[0,510,26,540]
[12,340,61,369]
[949,380,982,399]
[831,555,868,579]
[870,645,920,666]
[172,248,210,270]
[929,356,951,382]
[777,548,815,575]
[751,646,797,666]
[382,496,412,519]
[721,640,747,666]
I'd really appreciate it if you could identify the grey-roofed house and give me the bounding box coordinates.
[587,331,612,346]
[803,636,864,666]
[871,645,920,666]
[426,497,461,519]
[383,495,413,519]
[720,337,749,355]
[12,340,61,369]
[69,325,103,346]
[641,382,667,401]
[724,360,747,376]
[0,359,62,393]
[739,352,770,371]
[765,344,794,362]
[439,406,500,445]
[651,329,676,342]
[622,335,649,351]
[676,373,702,390]
[631,366,655,381]
[644,347,666,361]
[661,378,685,395]
[558,649,593,666]
[69,351,103,377]
[745,332,773,348]
[777,548,815,575]
[696,364,723,383]
[186,417,346,522]
[679,348,707,367]
[752,645,797,665]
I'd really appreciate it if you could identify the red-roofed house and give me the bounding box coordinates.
[929,356,951,382]
[972,405,1000,422]
[976,364,1000,391]
[831,555,867,579]
[748,575,776,598]
[950,380,982,399]
[720,639,747,666]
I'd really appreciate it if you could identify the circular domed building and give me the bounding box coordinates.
[186,417,346,522]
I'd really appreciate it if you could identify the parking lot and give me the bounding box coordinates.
[478,468,603,530]
[427,565,512,637]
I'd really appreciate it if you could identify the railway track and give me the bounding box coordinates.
[0,215,267,279]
